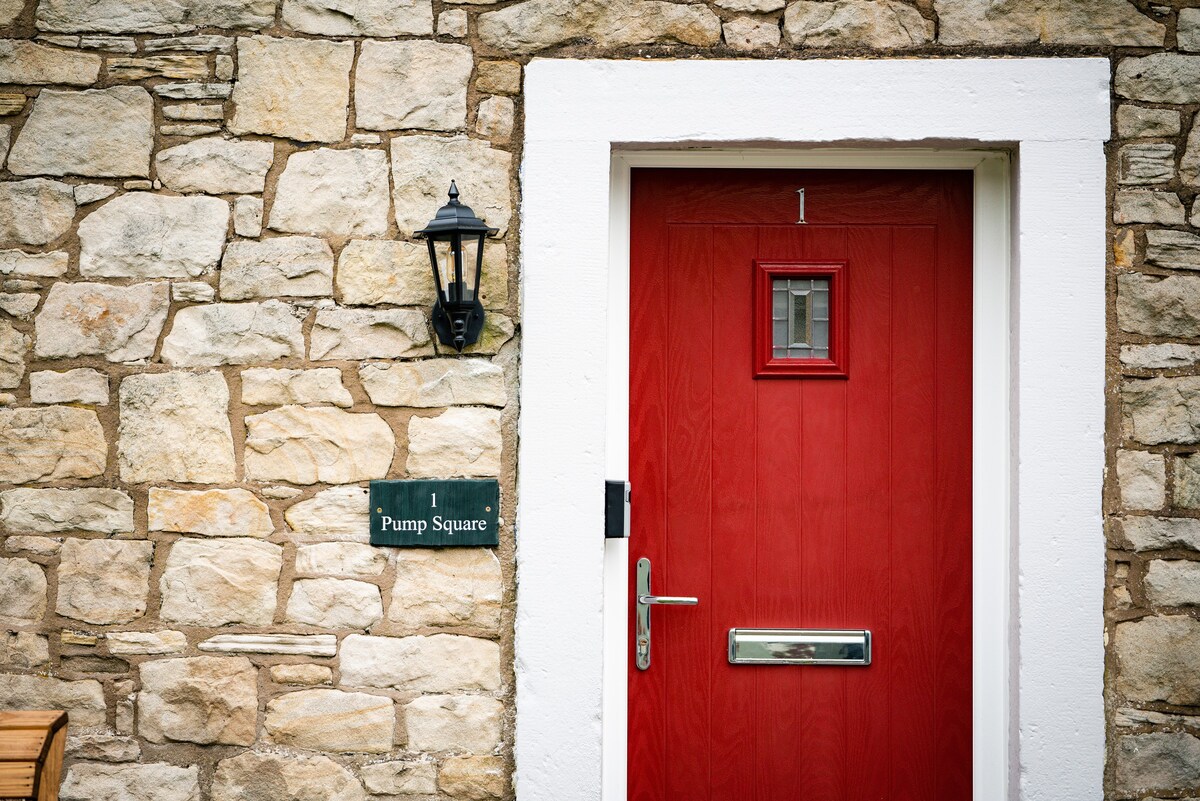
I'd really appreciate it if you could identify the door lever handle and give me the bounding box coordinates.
[635,557,699,670]
[638,594,699,606]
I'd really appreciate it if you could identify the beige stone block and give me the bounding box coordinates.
[156,137,275,195]
[213,751,366,801]
[245,406,395,484]
[149,488,273,538]
[269,148,390,238]
[404,694,502,754]
[139,656,258,745]
[724,16,781,50]
[1116,54,1200,104]
[1181,115,1200,186]
[60,763,199,801]
[310,308,434,360]
[265,689,395,753]
[1119,143,1176,186]
[79,192,228,278]
[1145,560,1200,607]
[475,61,521,95]
[360,359,505,408]
[37,0,273,32]
[1145,229,1200,271]
[1176,453,1200,509]
[1114,732,1200,796]
[0,674,105,726]
[57,539,153,624]
[1,488,131,534]
[285,486,371,542]
[0,406,106,483]
[784,0,929,47]
[438,8,467,36]
[233,195,263,237]
[1115,615,1200,704]
[0,249,68,277]
[220,237,334,300]
[30,369,109,406]
[390,549,501,631]
[0,40,99,85]
[461,313,515,355]
[391,135,512,236]
[230,36,353,143]
[1115,450,1165,511]
[361,760,436,795]
[0,557,45,624]
[1117,105,1180,138]
[0,0,21,25]
[35,281,169,361]
[477,0,720,53]
[198,633,337,656]
[286,577,383,629]
[269,664,333,685]
[106,630,187,655]
[1117,274,1200,338]
[336,239,434,306]
[1115,191,1187,225]
[162,102,224,121]
[1122,377,1200,445]
[74,184,116,205]
[476,95,514,141]
[936,0,1162,46]
[407,407,502,478]
[1120,516,1200,552]
[160,538,282,626]
[108,54,207,80]
[339,633,500,692]
[0,178,75,246]
[0,293,37,320]
[242,367,352,408]
[0,632,49,670]
[160,301,305,367]
[0,321,26,389]
[1121,344,1200,370]
[4,537,61,556]
[715,0,784,9]
[439,755,507,800]
[357,40,472,131]
[65,733,140,762]
[282,0,433,35]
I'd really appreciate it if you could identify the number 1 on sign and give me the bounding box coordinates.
[431,493,437,508]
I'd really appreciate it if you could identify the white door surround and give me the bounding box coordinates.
[517,58,1109,801]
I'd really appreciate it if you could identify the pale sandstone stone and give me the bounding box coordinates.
[149,488,273,538]
[213,751,367,801]
[220,237,333,300]
[74,184,116,205]
[269,148,390,237]
[107,630,187,655]
[242,367,352,408]
[1146,560,1200,607]
[65,733,140,762]
[0,179,75,246]
[1117,54,1200,104]
[159,124,220,136]
[1181,8,1200,51]
[1115,733,1200,796]
[58,539,153,624]
[245,406,395,484]
[162,102,224,121]
[156,138,274,195]
[230,37,353,143]
[1117,106,1181,138]
[0,320,26,388]
[0,488,131,533]
[215,54,233,79]
[0,406,106,483]
[7,87,152,178]
[296,542,387,577]
[1121,344,1200,369]
[161,301,304,367]
[234,196,264,237]
[1176,453,1200,509]
[350,133,382,145]
[1117,451,1165,511]
[285,486,370,542]
[336,239,434,306]
[0,0,20,26]
[361,760,436,795]
[79,192,228,278]
[1123,377,1200,445]
[0,632,49,670]
[171,282,215,303]
[476,61,521,95]
[784,0,931,46]
[0,557,45,624]
[724,16,782,49]
[270,664,333,685]
[0,250,68,277]
[160,538,282,626]
[390,549,501,631]
[0,125,7,165]
[476,95,514,141]
[0,674,104,726]
[198,633,337,656]
[935,0,1162,46]
[139,656,257,745]
[407,407,502,478]
[283,0,432,35]
[310,308,434,360]
[119,371,236,483]
[3,536,61,555]
[35,281,169,362]
[30,369,109,406]
[404,694,502,754]
[340,633,500,692]
[461,313,515,355]
[391,135,512,236]
[478,0,720,53]
[357,41,472,131]
[360,359,504,408]
[1120,143,1176,185]
[265,689,395,753]
[1146,229,1200,270]
[439,9,468,36]
[154,82,232,99]
[1114,707,1200,728]
[0,293,37,319]
[0,41,99,85]
[108,54,206,81]
[60,631,97,647]
[1116,616,1200,704]
[37,0,273,32]
[439,755,506,800]
[60,763,199,801]
[1121,516,1200,552]
[1181,116,1200,186]
[1114,190,1186,225]
[1117,274,1200,338]
[718,0,785,8]
[263,485,303,499]
[286,577,383,629]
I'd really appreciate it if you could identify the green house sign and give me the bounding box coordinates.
[369,479,499,547]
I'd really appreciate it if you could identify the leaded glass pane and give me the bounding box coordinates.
[771,276,831,360]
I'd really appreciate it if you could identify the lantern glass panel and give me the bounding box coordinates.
[460,234,481,301]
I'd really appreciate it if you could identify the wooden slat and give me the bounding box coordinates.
[0,712,64,732]
[0,762,36,796]
[0,731,46,761]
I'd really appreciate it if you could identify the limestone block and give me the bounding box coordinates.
[0,41,100,84]
[161,301,305,367]
[0,320,26,389]
[1145,560,1200,607]
[0,674,105,726]
[35,281,169,361]
[213,751,367,801]
[1181,116,1200,186]
[160,538,282,626]
[0,557,45,624]
[106,631,187,655]
[339,633,500,692]
[392,136,512,236]
[154,82,231,100]
[149,488,273,537]
[269,148,390,237]
[477,95,514,141]
[283,0,433,34]
[1113,190,1186,225]
[74,184,116,205]
[230,36,353,143]
[265,689,395,753]
[220,237,334,300]
[0,250,68,277]
[1120,516,1200,552]
[0,179,75,246]
[935,0,1162,46]
[198,633,337,656]
[1121,344,1200,370]
[3,537,60,555]
[0,406,106,483]
[1181,8,1200,51]
[717,0,784,8]
[0,488,132,534]
[310,308,434,360]
[1123,377,1200,445]
[0,0,19,25]
[784,0,932,47]
[336,239,434,307]
[7,87,152,178]
[439,9,467,36]
[57,539,153,624]
[477,0,720,53]
[0,632,49,670]
[108,55,207,81]
[270,664,332,685]
[1119,143,1176,185]
[65,733,140,762]
[233,196,263,237]
[724,16,782,50]
[143,35,236,53]
[156,138,274,195]
[439,755,507,800]
[461,313,514,355]
[475,61,521,95]
[139,656,258,745]
[1115,615,1200,704]
[30,369,109,406]
[1114,733,1200,796]
[37,0,274,32]
[285,486,371,541]
[1117,274,1200,338]
[360,359,505,408]
[242,368,352,408]
[60,763,199,801]
[118,371,236,483]
[390,549,501,631]
[1176,453,1200,509]
[357,41,472,131]
[1115,451,1165,511]
[407,407,502,478]
[1146,229,1200,270]
[245,406,395,484]
[1116,54,1200,104]
[362,761,436,795]
[0,293,37,319]
[79,192,228,278]
[163,103,224,122]
[404,695,502,754]
[286,577,383,629]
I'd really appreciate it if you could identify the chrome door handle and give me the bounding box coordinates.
[635,557,698,670]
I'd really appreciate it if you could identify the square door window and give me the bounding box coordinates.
[754,261,847,378]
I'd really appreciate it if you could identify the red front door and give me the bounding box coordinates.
[628,168,973,800]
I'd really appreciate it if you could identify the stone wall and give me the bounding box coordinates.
[0,0,1195,799]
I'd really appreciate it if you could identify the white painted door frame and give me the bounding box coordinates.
[517,58,1109,801]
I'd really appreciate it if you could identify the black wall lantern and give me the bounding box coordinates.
[416,181,498,352]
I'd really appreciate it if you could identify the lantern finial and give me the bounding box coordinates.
[447,181,460,204]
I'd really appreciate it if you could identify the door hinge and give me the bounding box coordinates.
[605,480,630,539]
